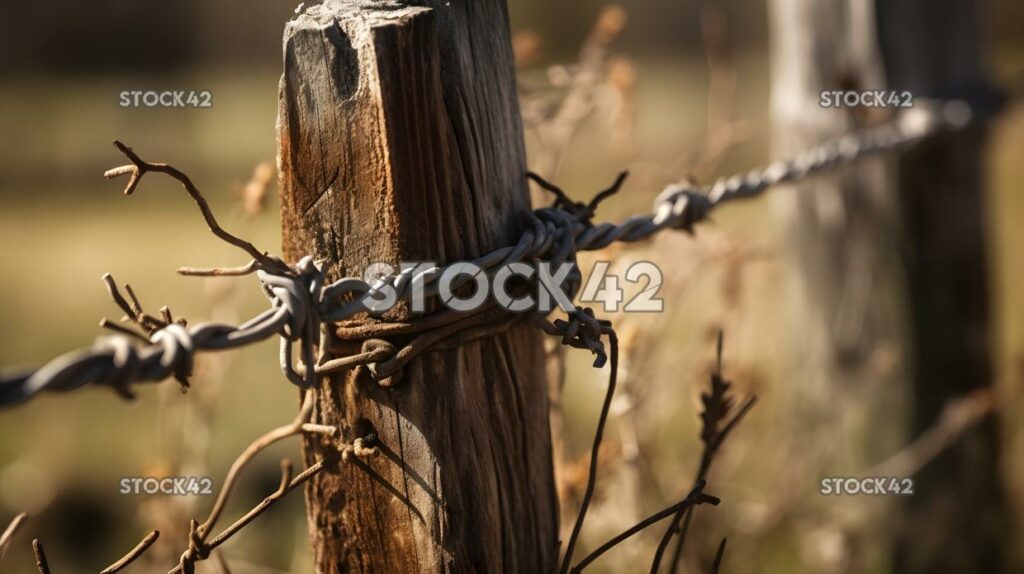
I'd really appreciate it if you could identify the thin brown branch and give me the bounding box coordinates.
[99,530,160,574]
[177,260,260,277]
[863,387,996,477]
[32,539,50,574]
[105,141,288,275]
[650,332,756,574]
[198,390,325,537]
[0,512,28,561]
[166,389,348,574]
[709,538,727,574]
[169,459,325,574]
[570,480,720,573]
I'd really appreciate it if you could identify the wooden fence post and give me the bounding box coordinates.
[768,4,910,549]
[770,0,1006,571]
[875,1,1007,570]
[276,2,557,572]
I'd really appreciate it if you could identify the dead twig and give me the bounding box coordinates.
[570,480,720,573]
[171,389,336,572]
[99,530,161,574]
[104,141,289,276]
[651,332,756,574]
[862,387,996,477]
[170,460,325,574]
[709,538,727,574]
[32,539,50,574]
[0,512,28,562]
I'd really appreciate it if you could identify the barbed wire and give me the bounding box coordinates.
[0,98,974,409]
[0,94,985,571]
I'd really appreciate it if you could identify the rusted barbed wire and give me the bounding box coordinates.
[0,98,976,408]
[169,388,377,574]
[1,387,377,572]
[15,518,159,573]
[0,92,988,573]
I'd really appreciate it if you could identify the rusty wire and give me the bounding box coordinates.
[168,388,374,574]
[17,519,159,573]
[0,99,974,408]
[6,388,375,572]
[0,93,983,573]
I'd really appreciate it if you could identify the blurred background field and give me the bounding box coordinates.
[0,1,1022,572]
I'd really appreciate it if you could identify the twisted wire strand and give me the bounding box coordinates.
[0,99,973,408]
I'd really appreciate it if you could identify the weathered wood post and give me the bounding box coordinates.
[770,0,1006,571]
[276,1,558,571]
[767,0,910,530]
[875,1,1006,570]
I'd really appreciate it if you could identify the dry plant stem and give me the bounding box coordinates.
[0,512,27,561]
[709,538,727,574]
[99,530,160,574]
[650,333,757,574]
[169,460,325,574]
[667,398,755,573]
[570,480,720,573]
[32,539,50,574]
[560,329,618,574]
[199,390,327,536]
[167,389,337,573]
[104,141,288,275]
[178,260,259,277]
[863,387,995,477]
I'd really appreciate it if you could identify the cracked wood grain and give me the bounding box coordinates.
[277,1,557,572]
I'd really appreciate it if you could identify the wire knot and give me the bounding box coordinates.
[364,338,404,388]
[150,324,195,391]
[551,307,612,367]
[259,256,324,340]
[341,433,380,463]
[652,183,713,233]
[259,256,326,388]
[177,519,210,574]
[92,336,143,399]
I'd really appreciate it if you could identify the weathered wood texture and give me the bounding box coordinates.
[276,2,557,572]
[876,1,1007,571]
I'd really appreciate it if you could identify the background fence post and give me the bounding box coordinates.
[276,2,557,571]
[770,0,1007,571]
[768,6,911,565]
[876,1,1007,570]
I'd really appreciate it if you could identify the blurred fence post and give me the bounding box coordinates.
[768,0,910,528]
[276,1,557,571]
[770,0,1006,571]
[875,1,1006,571]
